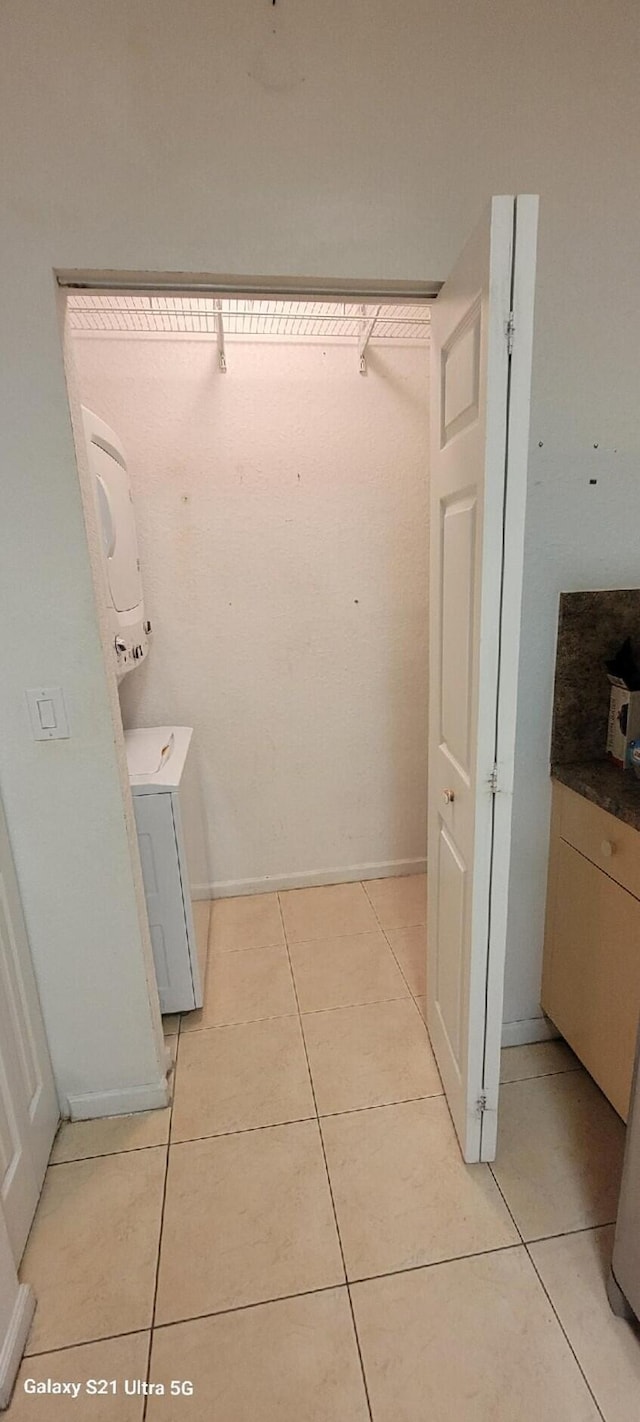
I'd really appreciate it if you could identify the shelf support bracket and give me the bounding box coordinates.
[358,305,380,374]
[216,299,227,373]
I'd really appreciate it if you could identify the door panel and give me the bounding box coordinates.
[441,299,482,441]
[435,825,467,1066]
[0,800,58,1261]
[427,196,538,1162]
[132,793,194,1014]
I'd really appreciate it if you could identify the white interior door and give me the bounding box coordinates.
[0,797,59,1261]
[427,195,538,1163]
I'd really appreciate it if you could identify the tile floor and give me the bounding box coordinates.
[9,875,639,1420]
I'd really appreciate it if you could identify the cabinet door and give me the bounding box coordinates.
[132,793,196,1013]
[542,838,640,1119]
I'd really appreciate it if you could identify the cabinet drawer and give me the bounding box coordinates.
[542,838,640,1120]
[558,782,640,900]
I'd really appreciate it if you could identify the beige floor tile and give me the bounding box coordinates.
[192,899,211,986]
[155,1121,343,1323]
[180,943,297,1031]
[414,994,427,1022]
[210,892,283,952]
[322,1096,517,1280]
[386,925,427,995]
[363,873,427,929]
[162,1014,180,1036]
[7,1333,150,1420]
[289,931,409,1013]
[492,1071,625,1241]
[303,999,441,1114]
[529,1226,640,1422]
[50,1109,171,1163]
[147,1288,370,1421]
[21,1148,166,1353]
[279,882,378,942]
[352,1247,600,1422]
[500,1039,580,1082]
[171,1016,315,1141]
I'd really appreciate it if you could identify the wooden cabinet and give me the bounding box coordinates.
[542,781,640,1121]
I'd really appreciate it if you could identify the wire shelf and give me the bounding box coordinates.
[66,293,431,342]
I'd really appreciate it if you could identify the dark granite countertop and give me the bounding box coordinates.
[552,760,640,833]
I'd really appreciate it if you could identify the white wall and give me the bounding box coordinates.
[1,0,639,1059]
[0,278,166,1120]
[74,335,430,893]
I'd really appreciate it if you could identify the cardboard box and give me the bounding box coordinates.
[606,683,640,767]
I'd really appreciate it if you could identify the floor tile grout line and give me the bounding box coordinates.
[22,1239,531,1360]
[151,1282,356,1333]
[523,1219,617,1247]
[487,1159,525,1246]
[525,1244,607,1422]
[277,888,374,1422]
[344,1282,375,1422]
[24,1327,152,1361]
[499,1065,582,1085]
[360,879,425,1003]
[275,891,317,1119]
[360,880,441,1076]
[28,1224,616,1363]
[171,1114,317,1145]
[363,880,520,1203]
[48,1138,171,1166]
[314,1109,374,1422]
[347,1238,527,1287]
[143,1012,183,1417]
[181,1008,299,1034]
[169,1090,447,1147]
[299,993,412,1018]
[208,938,286,956]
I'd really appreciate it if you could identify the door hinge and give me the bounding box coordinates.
[506,311,515,355]
[488,765,499,794]
[476,1093,488,1115]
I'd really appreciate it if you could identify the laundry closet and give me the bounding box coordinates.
[67,292,432,1013]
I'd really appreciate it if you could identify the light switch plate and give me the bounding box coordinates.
[25,686,70,741]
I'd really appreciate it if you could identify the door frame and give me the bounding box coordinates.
[427,195,538,1163]
[58,238,537,1167]
[478,195,539,1159]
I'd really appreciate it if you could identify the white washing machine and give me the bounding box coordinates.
[125,726,210,1014]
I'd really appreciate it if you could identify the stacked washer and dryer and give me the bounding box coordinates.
[82,408,207,1014]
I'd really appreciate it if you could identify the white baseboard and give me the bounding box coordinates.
[501,1016,559,1048]
[66,1077,170,1121]
[0,1285,35,1411]
[192,857,427,900]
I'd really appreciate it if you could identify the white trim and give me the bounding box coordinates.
[501,1015,558,1048]
[66,1077,169,1121]
[0,1285,35,1411]
[479,195,540,1160]
[192,857,427,900]
[57,271,442,300]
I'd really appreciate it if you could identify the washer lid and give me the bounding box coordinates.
[125,726,193,791]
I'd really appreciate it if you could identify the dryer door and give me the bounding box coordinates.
[90,442,143,614]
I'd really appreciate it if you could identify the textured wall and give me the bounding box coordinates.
[74,336,430,891]
[1,0,639,1071]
